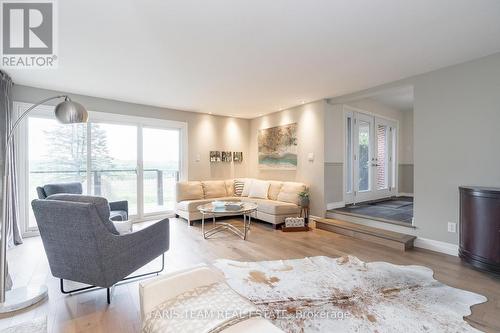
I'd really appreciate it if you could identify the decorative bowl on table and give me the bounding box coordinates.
[212,201,226,208]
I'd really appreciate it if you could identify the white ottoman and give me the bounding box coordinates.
[139,265,283,333]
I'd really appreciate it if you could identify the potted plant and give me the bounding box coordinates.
[298,189,310,208]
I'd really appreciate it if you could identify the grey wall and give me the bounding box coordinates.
[324,162,343,205]
[329,52,500,245]
[12,85,250,181]
[398,164,414,194]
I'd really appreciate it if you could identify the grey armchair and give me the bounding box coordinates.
[36,182,129,221]
[31,194,169,303]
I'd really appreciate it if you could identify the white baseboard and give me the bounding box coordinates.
[414,237,458,256]
[397,193,414,197]
[326,201,345,210]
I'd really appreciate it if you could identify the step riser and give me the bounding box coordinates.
[316,222,410,251]
[327,212,417,235]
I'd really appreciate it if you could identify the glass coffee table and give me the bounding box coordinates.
[198,202,258,240]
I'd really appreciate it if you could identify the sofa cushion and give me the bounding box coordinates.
[176,181,204,202]
[277,182,306,205]
[234,179,245,196]
[248,180,270,199]
[176,197,241,212]
[202,180,227,199]
[268,181,283,201]
[46,194,119,235]
[241,197,300,215]
[241,179,253,197]
[225,179,235,196]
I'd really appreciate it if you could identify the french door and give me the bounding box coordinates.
[345,108,397,204]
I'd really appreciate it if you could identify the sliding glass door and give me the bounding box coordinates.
[19,103,186,234]
[90,123,138,215]
[27,117,88,230]
[143,127,180,214]
[345,108,397,204]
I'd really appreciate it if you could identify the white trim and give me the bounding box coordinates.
[398,193,414,197]
[414,237,459,257]
[326,201,346,210]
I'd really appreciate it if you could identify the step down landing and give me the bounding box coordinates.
[314,218,416,251]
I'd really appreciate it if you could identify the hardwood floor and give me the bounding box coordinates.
[0,218,499,332]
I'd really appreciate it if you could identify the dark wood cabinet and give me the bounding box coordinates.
[459,186,500,275]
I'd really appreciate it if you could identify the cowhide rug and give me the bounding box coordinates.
[214,255,487,333]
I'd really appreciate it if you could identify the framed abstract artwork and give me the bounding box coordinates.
[258,123,298,169]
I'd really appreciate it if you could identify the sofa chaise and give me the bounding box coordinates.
[175,179,306,228]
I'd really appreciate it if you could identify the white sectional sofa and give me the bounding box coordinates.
[175,178,306,228]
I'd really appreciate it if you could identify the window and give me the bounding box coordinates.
[358,120,371,192]
[19,103,187,234]
[90,123,138,215]
[27,117,88,229]
[143,127,180,214]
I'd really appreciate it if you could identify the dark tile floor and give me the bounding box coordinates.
[333,197,414,225]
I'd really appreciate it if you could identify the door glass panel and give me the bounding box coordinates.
[28,117,87,228]
[346,117,353,193]
[91,123,138,215]
[143,128,180,213]
[358,121,370,192]
[376,124,389,190]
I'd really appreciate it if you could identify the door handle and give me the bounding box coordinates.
[371,163,380,167]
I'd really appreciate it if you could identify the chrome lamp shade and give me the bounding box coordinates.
[54,99,89,124]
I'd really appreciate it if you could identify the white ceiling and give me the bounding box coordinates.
[6,0,500,118]
[369,86,414,112]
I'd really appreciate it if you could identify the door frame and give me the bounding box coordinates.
[343,105,399,204]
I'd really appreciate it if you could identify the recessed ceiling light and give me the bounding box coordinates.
[301,100,306,104]
[208,112,213,115]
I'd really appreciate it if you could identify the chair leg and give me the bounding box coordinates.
[59,253,165,301]
[107,286,115,304]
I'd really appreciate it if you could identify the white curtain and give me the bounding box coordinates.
[1,70,23,248]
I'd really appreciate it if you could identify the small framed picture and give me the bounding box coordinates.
[222,151,232,162]
[210,151,222,162]
[233,152,243,163]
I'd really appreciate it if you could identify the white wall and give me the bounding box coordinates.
[249,100,327,217]
[12,85,250,181]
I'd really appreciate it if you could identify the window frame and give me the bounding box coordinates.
[16,102,188,237]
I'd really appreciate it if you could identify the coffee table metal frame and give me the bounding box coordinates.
[198,203,258,240]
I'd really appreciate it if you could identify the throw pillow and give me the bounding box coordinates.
[234,179,245,196]
[277,182,306,205]
[249,180,270,199]
[241,179,253,197]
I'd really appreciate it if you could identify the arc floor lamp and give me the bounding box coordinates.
[0,95,88,313]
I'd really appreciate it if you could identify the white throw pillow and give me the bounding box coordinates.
[241,179,253,197]
[249,180,270,199]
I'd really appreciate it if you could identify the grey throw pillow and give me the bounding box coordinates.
[46,194,119,235]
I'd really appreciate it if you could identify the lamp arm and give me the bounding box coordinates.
[0,94,68,303]
[5,95,68,147]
